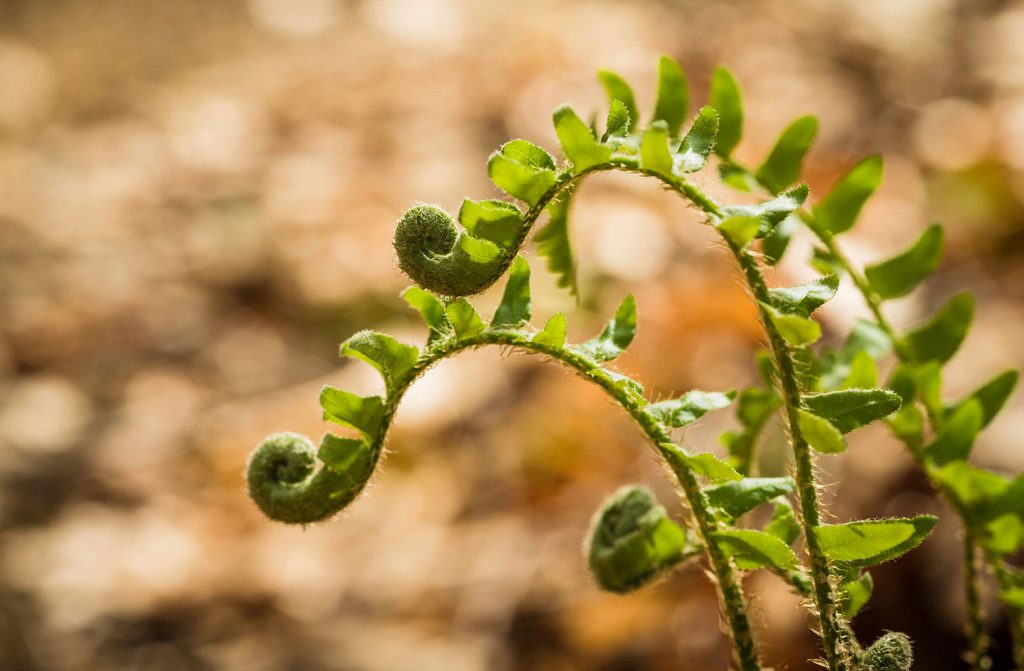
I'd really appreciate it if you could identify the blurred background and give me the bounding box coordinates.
[2,0,1024,669]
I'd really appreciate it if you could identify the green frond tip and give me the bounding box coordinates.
[586,485,693,593]
[246,432,376,524]
[394,203,517,296]
[861,632,913,671]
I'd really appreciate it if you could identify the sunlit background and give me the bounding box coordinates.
[2,1,1024,669]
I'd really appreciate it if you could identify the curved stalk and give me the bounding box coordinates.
[425,332,762,670]
[255,327,763,670]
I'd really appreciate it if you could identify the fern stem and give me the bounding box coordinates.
[963,532,991,671]
[355,331,763,671]
[727,238,852,671]
[554,163,851,670]
[652,173,853,671]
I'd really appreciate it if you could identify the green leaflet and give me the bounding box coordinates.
[841,351,879,390]
[445,298,486,340]
[912,362,944,420]
[764,501,801,546]
[676,106,718,172]
[597,69,638,130]
[841,571,874,618]
[607,370,645,401]
[945,369,1018,428]
[653,55,688,136]
[340,330,419,389]
[553,104,613,172]
[318,434,374,484]
[755,115,818,194]
[717,215,761,248]
[887,404,925,443]
[713,529,799,571]
[813,516,938,567]
[709,67,743,158]
[491,256,532,328]
[650,389,736,428]
[1001,587,1024,611]
[320,387,385,438]
[812,155,883,235]
[984,513,1024,556]
[402,286,452,346]
[603,99,631,141]
[925,399,983,466]
[904,292,974,364]
[810,245,843,276]
[577,294,637,363]
[661,443,742,484]
[738,386,779,428]
[864,224,944,299]
[797,407,847,454]
[532,313,567,348]
[501,138,557,170]
[487,139,557,206]
[719,162,757,192]
[801,388,902,433]
[767,274,839,317]
[721,184,809,236]
[535,190,578,297]
[458,198,524,249]
[762,215,797,266]
[930,461,1013,525]
[458,233,503,265]
[586,485,693,593]
[760,302,821,346]
[640,120,674,176]
[705,477,795,520]
[719,386,780,475]
[819,319,891,390]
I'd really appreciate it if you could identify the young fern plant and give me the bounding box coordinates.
[707,69,1024,670]
[245,57,971,671]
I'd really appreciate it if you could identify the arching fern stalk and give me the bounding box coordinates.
[246,57,957,671]
[706,69,1024,670]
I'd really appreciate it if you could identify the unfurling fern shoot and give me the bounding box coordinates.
[244,56,1020,671]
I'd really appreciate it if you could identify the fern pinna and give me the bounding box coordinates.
[245,57,1021,671]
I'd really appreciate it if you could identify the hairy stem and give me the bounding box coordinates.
[561,162,850,670]
[331,329,763,671]
[963,532,991,671]
[643,170,853,671]
[464,332,762,671]
[728,239,852,671]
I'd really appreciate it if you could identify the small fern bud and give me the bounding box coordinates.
[393,204,512,296]
[861,631,913,671]
[586,485,692,593]
[246,432,376,524]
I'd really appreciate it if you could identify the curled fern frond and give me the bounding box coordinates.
[393,203,519,296]
[860,632,913,671]
[586,485,695,593]
[246,432,375,524]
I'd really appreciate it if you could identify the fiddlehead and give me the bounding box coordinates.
[860,632,913,671]
[246,432,373,524]
[393,201,525,296]
[586,485,699,593]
